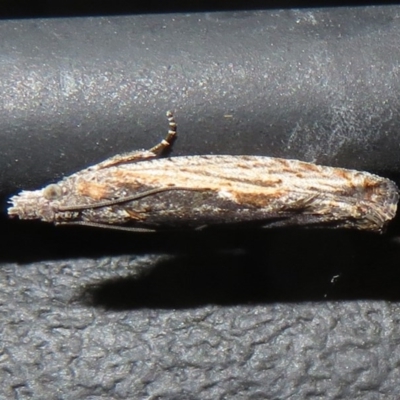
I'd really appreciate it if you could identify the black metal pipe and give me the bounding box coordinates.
[2,6,400,207]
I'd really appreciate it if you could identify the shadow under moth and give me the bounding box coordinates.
[8,112,399,233]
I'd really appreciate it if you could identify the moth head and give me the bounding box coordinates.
[43,184,63,200]
[8,183,66,222]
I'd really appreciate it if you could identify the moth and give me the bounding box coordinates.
[8,111,399,233]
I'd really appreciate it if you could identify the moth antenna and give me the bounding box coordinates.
[57,221,156,232]
[58,187,206,212]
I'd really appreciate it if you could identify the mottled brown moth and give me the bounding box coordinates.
[8,111,399,233]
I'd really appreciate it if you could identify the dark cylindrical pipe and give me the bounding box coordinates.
[2,6,400,206]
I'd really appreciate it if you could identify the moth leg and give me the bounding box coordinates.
[148,110,177,154]
[281,194,318,211]
[92,111,177,170]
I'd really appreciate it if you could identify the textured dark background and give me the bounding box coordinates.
[2,3,400,399]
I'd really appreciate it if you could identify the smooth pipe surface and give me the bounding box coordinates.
[1,6,400,205]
